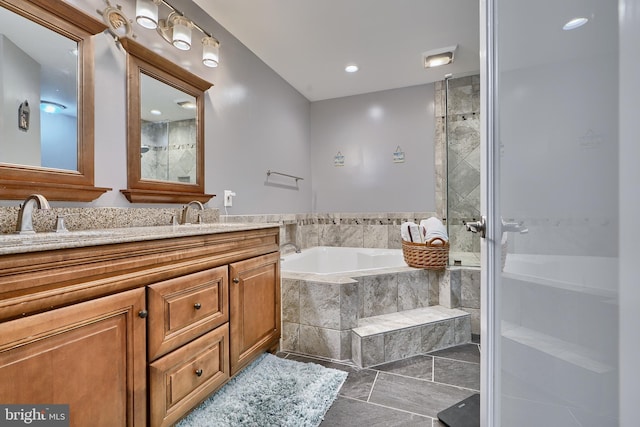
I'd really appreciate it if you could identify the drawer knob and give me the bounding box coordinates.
[138,310,148,318]
[195,369,203,377]
[194,302,202,310]
[232,278,240,284]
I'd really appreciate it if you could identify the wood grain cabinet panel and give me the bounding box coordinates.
[149,324,230,427]
[147,266,228,360]
[229,252,281,375]
[0,288,146,427]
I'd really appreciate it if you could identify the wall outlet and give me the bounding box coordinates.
[224,190,236,207]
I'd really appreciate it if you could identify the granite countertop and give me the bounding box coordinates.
[0,222,278,255]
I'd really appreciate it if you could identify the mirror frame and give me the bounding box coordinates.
[119,38,213,204]
[0,0,111,201]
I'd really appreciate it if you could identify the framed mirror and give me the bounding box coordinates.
[120,38,213,204]
[0,0,110,201]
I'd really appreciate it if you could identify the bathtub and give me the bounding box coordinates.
[280,246,407,275]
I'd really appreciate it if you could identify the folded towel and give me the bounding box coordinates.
[401,221,423,243]
[420,217,448,243]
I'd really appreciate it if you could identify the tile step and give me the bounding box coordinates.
[351,306,471,368]
[352,305,470,338]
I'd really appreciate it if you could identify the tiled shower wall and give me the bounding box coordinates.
[435,75,481,255]
[141,119,197,183]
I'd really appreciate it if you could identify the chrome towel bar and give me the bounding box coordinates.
[266,170,304,182]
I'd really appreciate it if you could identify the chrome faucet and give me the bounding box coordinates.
[280,242,301,253]
[16,194,51,234]
[180,201,204,225]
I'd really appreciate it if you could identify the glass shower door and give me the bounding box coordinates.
[481,0,619,425]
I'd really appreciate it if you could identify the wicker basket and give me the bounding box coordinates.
[402,237,449,270]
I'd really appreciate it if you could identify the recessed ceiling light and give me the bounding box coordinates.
[150,109,162,115]
[345,64,359,73]
[423,45,457,69]
[563,17,588,30]
[40,100,67,114]
[177,100,197,109]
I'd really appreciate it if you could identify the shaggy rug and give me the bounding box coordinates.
[176,353,348,427]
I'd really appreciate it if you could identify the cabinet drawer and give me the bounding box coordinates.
[148,266,228,360]
[149,324,230,427]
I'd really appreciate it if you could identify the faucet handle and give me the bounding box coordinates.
[55,216,69,233]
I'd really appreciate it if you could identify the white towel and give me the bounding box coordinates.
[420,217,448,243]
[401,222,423,243]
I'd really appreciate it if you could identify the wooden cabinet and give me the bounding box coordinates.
[0,288,146,427]
[147,266,230,427]
[230,252,281,375]
[0,226,280,427]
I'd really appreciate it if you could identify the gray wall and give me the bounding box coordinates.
[4,0,437,216]
[77,0,313,213]
[310,84,436,213]
[1,34,41,166]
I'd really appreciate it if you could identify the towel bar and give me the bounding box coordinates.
[266,170,304,182]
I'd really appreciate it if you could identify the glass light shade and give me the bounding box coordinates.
[202,37,220,67]
[171,16,192,50]
[135,0,159,29]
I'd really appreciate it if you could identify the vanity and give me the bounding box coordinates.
[0,223,281,427]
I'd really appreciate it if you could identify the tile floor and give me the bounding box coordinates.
[279,339,480,427]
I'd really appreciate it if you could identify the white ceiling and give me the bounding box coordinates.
[194,0,480,101]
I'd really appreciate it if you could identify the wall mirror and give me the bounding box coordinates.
[119,38,213,204]
[0,0,110,201]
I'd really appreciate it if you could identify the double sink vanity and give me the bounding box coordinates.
[0,212,281,426]
[0,0,282,424]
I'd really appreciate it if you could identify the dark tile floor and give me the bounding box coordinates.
[279,341,481,427]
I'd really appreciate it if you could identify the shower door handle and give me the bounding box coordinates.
[464,216,486,238]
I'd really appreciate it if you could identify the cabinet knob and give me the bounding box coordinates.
[194,302,202,310]
[195,369,203,377]
[138,310,148,318]
[232,278,240,284]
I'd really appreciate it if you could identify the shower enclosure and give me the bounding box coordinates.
[436,74,481,267]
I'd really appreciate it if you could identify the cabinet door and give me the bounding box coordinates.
[0,288,146,427]
[229,252,280,375]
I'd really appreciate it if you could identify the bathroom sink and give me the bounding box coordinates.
[0,222,277,254]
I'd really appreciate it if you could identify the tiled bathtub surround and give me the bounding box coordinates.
[0,206,220,234]
[281,267,439,362]
[225,212,481,359]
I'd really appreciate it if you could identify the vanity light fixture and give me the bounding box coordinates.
[423,45,457,68]
[135,0,160,29]
[135,0,221,68]
[40,100,67,114]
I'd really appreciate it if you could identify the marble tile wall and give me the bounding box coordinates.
[141,119,197,183]
[223,211,439,251]
[435,75,481,256]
